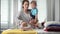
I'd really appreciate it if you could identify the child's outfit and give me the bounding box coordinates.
[30,8,38,19]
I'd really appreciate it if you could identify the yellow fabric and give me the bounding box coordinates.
[2,29,37,34]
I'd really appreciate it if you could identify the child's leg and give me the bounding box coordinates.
[29,19,38,27]
[29,19,35,26]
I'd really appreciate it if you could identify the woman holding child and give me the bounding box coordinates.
[18,0,39,30]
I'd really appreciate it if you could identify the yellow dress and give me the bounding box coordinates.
[2,29,37,34]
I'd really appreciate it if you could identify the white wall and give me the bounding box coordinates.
[37,0,47,23]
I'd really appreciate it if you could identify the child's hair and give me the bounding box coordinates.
[31,1,37,6]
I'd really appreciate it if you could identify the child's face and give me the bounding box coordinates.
[31,3,36,9]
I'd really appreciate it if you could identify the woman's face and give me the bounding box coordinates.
[23,2,29,10]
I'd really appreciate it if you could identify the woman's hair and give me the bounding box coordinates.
[31,1,37,6]
[22,0,29,8]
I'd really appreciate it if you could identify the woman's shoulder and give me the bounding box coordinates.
[28,9,31,13]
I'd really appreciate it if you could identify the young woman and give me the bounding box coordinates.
[18,0,39,30]
[18,0,32,30]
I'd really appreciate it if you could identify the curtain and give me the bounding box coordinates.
[47,0,60,22]
[1,0,13,30]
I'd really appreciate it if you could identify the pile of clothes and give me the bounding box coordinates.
[44,21,60,32]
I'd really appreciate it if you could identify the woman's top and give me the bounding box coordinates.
[18,10,31,23]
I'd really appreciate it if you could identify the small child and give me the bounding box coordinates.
[30,1,38,19]
[30,1,41,29]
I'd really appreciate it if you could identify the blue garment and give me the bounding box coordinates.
[31,8,38,16]
[30,8,38,19]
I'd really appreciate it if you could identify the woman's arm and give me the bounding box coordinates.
[17,11,24,28]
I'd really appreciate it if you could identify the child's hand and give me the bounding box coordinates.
[34,23,41,29]
[34,23,39,27]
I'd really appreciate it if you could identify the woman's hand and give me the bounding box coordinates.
[21,22,27,27]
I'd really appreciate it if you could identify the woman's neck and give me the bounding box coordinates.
[24,9,28,14]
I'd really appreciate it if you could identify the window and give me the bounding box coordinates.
[1,0,13,30]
